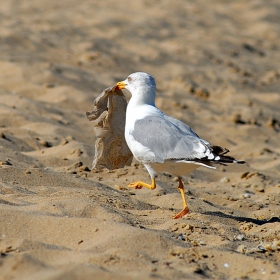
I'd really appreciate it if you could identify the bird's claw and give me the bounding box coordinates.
[128,182,143,189]
[173,207,189,219]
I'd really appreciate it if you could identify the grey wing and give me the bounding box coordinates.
[164,115,211,146]
[131,115,210,163]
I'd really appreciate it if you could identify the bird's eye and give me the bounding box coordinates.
[128,77,132,82]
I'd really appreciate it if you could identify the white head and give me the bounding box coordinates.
[116,72,156,105]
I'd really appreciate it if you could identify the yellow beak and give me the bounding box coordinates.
[116,80,127,90]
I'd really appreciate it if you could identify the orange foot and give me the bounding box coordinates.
[173,207,189,219]
[127,178,156,190]
[128,182,143,189]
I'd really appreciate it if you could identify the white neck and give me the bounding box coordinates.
[128,87,156,107]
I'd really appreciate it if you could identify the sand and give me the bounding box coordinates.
[0,0,279,279]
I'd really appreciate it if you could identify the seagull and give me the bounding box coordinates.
[116,72,245,219]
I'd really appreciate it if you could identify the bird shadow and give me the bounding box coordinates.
[191,195,280,225]
[202,210,280,225]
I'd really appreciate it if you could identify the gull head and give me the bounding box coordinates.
[116,72,156,104]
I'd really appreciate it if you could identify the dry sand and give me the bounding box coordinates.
[0,0,280,279]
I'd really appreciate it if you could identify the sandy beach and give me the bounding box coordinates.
[0,0,279,279]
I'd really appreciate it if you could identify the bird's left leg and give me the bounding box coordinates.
[173,177,189,219]
[128,178,156,190]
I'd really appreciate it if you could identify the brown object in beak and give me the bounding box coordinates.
[86,85,133,170]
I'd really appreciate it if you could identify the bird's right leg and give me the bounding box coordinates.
[173,177,189,219]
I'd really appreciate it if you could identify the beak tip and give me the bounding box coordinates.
[115,81,126,90]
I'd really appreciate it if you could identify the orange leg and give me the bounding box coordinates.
[173,177,189,219]
[128,178,156,190]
